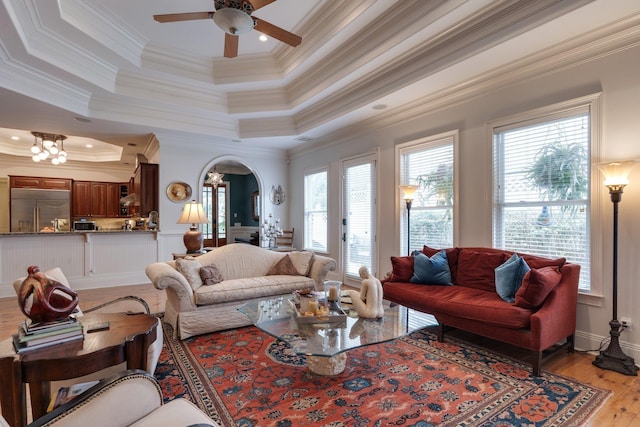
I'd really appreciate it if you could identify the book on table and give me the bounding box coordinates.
[13,316,84,353]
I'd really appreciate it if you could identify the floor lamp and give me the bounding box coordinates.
[593,160,639,376]
[400,185,418,256]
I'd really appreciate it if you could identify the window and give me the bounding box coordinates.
[397,131,457,255]
[304,170,327,252]
[492,97,599,292]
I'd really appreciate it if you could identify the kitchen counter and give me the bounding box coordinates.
[0,230,160,298]
[0,230,159,236]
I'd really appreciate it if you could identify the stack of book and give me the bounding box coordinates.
[13,317,84,353]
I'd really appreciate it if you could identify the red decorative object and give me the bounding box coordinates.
[18,266,79,323]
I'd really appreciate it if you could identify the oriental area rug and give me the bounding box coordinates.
[154,324,610,427]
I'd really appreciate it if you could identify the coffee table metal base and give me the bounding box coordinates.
[307,353,347,375]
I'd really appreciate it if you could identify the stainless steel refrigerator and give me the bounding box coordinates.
[10,188,71,232]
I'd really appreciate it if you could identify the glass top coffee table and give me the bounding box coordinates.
[238,296,436,375]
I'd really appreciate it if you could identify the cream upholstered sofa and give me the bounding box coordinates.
[145,243,336,339]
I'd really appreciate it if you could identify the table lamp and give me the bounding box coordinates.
[177,200,210,253]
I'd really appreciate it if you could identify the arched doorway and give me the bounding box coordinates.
[202,160,260,247]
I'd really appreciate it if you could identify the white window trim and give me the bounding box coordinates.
[487,92,603,303]
[303,167,328,253]
[395,130,460,254]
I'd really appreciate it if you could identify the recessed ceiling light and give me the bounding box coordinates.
[11,136,19,141]
[86,144,93,148]
[372,104,387,110]
[259,34,268,42]
[74,117,91,123]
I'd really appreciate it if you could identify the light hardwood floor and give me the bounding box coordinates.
[1,284,638,426]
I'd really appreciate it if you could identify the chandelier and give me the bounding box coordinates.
[30,132,67,165]
[206,168,224,188]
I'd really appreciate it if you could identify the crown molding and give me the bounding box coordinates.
[142,44,216,85]
[0,47,91,114]
[116,70,227,112]
[89,94,238,139]
[5,0,119,92]
[239,116,296,139]
[285,0,594,136]
[58,0,147,67]
[290,13,640,159]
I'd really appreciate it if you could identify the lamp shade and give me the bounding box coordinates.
[399,184,419,201]
[595,160,638,188]
[177,200,209,253]
[213,7,254,35]
[177,200,209,225]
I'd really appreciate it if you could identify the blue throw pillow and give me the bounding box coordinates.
[410,250,452,285]
[495,253,530,302]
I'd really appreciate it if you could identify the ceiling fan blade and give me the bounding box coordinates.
[253,18,302,47]
[246,0,277,11]
[153,12,214,23]
[224,33,239,58]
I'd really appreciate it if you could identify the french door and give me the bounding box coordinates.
[342,154,377,280]
[203,183,227,247]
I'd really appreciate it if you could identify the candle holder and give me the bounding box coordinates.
[324,280,343,312]
[261,213,283,249]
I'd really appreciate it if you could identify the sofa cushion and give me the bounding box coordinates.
[422,246,460,282]
[194,275,315,305]
[495,254,530,302]
[410,251,452,285]
[514,266,562,309]
[389,256,414,282]
[175,257,203,291]
[199,264,223,286]
[383,282,532,329]
[455,249,508,291]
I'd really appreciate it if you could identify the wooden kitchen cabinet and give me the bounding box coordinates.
[106,182,130,217]
[133,163,158,217]
[10,175,71,190]
[72,181,108,218]
[72,181,92,217]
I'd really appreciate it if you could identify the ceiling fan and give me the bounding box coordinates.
[153,0,302,58]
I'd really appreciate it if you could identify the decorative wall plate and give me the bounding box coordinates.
[166,181,192,203]
[270,184,285,205]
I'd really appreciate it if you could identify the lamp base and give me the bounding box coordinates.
[183,227,203,254]
[593,319,638,376]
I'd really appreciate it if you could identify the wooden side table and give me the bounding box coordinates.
[0,312,158,427]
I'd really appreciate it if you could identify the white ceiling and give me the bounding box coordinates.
[0,0,639,166]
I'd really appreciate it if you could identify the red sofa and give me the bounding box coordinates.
[382,246,580,376]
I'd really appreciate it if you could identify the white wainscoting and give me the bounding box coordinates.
[0,231,160,298]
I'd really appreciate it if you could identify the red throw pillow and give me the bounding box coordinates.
[455,249,507,290]
[389,256,414,282]
[518,253,566,270]
[514,266,562,309]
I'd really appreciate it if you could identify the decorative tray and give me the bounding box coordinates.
[287,299,347,325]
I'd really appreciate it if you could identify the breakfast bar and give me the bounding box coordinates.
[0,231,160,298]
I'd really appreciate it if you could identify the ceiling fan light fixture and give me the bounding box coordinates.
[213,7,254,35]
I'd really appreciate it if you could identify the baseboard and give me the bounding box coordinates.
[575,330,640,366]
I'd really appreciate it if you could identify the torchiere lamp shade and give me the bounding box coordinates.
[177,200,210,253]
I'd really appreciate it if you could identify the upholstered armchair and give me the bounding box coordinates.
[19,370,217,427]
[13,267,163,374]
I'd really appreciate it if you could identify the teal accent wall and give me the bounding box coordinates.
[227,173,259,226]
